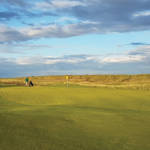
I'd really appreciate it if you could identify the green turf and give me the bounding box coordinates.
[0,86,150,150]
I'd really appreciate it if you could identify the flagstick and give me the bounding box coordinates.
[66,76,69,88]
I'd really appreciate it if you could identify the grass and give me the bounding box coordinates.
[0,85,150,150]
[1,74,150,89]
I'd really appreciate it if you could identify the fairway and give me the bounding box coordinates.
[0,86,150,150]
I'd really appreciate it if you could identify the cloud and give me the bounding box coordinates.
[2,47,149,65]
[0,43,53,54]
[0,1,57,22]
[101,55,145,63]
[0,22,100,43]
[127,45,150,56]
[1,45,150,77]
[1,0,150,42]
[0,25,29,43]
[0,11,19,20]
[129,42,150,46]
[10,55,89,65]
[41,0,150,33]
[133,11,150,17]
[35,0,86,10]
[1,1,150,77]
[0,0,31,8]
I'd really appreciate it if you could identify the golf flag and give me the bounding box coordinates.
[66,76,69,87]
[66,76,69,80]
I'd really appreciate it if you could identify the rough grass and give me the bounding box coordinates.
[0,85,150,150]
[1,74,150,89]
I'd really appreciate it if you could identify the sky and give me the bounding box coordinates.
[1,0,150,77]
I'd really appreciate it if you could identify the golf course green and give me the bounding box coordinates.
[0,85,150,150]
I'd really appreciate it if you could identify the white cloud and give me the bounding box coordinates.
[133,11,150,17]
[0,24,28,43]
[101,55,145,63]
[35,0,86,10]
[56,16,79,23]
[10,45,149,66]
[14,55,86,65]
[81,20,99,25]
[0,22,101,43]
[51,0,86,8]
[127,45,150,56]
[15,58,32,65]
[1,45,150,77]
[1,0,150,42]
[100,46,150,63]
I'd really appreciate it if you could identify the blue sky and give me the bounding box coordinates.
[1,0,150,77]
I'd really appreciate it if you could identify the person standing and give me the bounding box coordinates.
[29,80,34,87]
[25,77,29,86]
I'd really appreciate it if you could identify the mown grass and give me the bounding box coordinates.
[0,85,150,150]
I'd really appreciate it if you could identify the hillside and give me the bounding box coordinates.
[0,74,150,89]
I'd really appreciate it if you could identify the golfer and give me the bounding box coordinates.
[29,80,34,87]
[25,77,29,86]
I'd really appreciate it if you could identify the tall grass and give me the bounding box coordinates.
[1,74,150,89]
